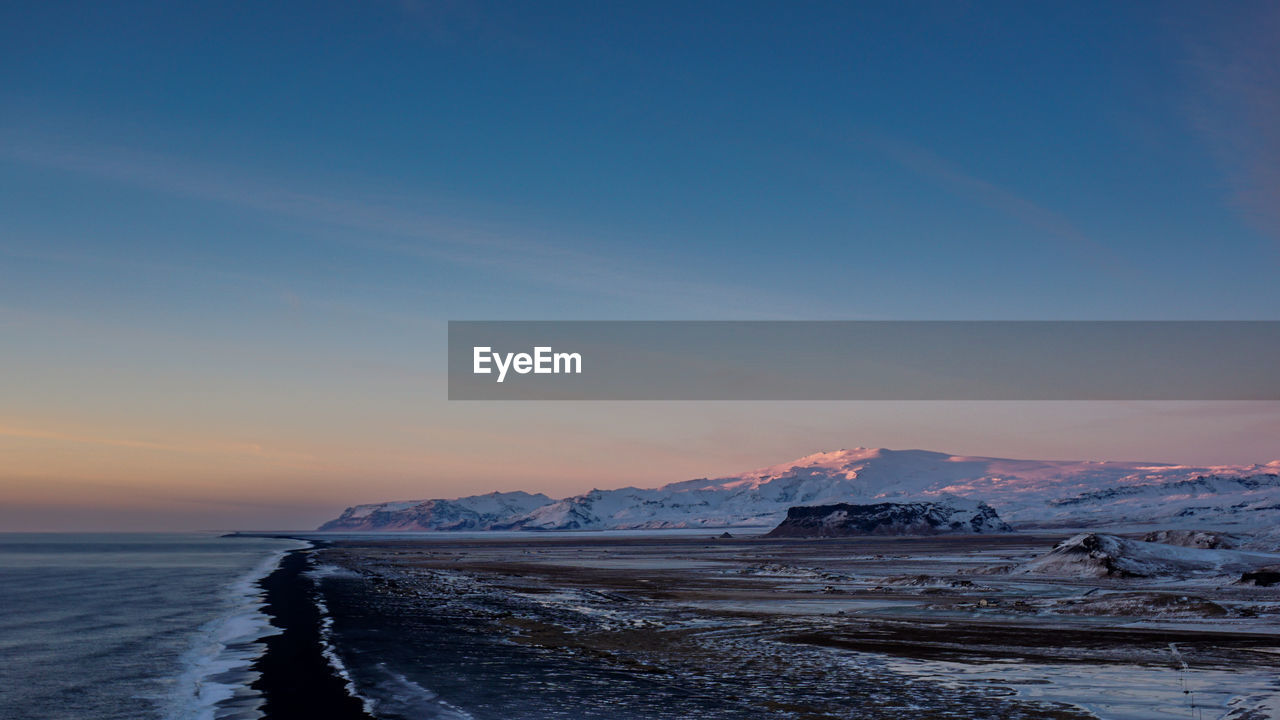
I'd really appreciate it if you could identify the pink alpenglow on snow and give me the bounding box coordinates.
[320,448,1280,532]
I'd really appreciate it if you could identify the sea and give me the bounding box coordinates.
[0,533,305,720]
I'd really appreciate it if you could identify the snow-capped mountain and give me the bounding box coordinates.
[319,491,551,531]
[318,448,1280,532]
[762,498,1011,537]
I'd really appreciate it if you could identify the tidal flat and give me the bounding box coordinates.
[303,533,1280,720]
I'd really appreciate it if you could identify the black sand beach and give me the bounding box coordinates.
[252,547,373,720]
[247,534,1280,719]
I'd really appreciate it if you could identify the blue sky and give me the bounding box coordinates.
[1,2,1277,529]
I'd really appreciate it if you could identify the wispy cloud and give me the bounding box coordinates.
[0,422,318,468]
[0,130,809,318]
[861,132,1134,279]
[1179,4,1280,247]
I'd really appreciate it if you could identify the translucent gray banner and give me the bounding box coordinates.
[447,321,1280,400]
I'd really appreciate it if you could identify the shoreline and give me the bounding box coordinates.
[250,546,373,720]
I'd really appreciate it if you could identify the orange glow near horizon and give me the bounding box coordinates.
[3,400,1279,531]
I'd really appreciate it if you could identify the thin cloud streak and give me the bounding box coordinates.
[0,131,813,318]
[1179,4,1280,247]
[862,132,1135,280]
[0,422,318,468]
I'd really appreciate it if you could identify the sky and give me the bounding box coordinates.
[1,1,1278,530]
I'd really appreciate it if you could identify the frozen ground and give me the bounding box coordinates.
[310,532,1280,720]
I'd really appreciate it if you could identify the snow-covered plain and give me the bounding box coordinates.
[319,448,1280,533]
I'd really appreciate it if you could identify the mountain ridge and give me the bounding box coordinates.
[318,448,1280,532]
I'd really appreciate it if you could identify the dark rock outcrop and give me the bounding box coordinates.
[1141,529,1241,549]
[1017,533,1275,579]
[1240,566,1280,587]
[763,500,1012,538]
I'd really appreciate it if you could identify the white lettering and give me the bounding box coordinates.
[492,350,514,383]
[534,346,552,373]
[472,346,582,382]
[554,351,581,374]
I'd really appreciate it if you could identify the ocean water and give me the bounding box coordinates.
[0,533,304,720]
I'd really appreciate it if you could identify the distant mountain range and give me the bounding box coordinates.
[318,448,1280,532]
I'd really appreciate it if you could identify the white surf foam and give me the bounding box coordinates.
[161,539,309,720]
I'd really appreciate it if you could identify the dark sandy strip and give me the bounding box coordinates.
[251,547,373,720]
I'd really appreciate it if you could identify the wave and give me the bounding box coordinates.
[161,540,309,720]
